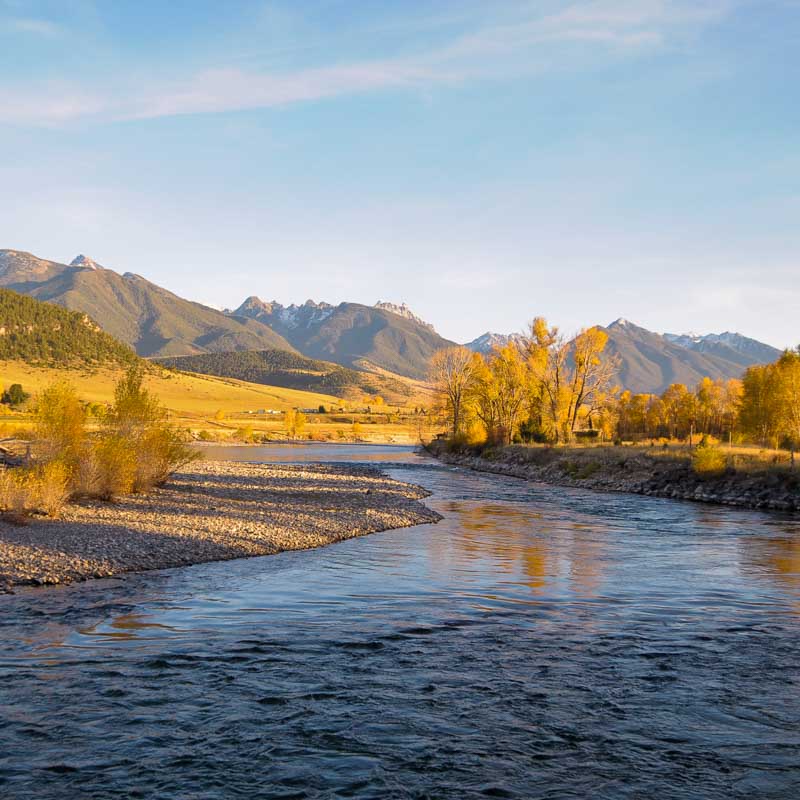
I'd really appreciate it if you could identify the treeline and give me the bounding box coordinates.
[0,288,137,366]
[431,318,618,445]
[156,349,411,399]
[616,351,800,450]
[432,321,800,453]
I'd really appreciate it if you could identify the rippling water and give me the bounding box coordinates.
[2,445,800,798]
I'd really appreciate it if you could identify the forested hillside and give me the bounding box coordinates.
[0,288,137,366]
[156,349,413,400]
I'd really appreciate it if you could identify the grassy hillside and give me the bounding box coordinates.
[155,349,414,401]
[0,360,428,444]
[0,288,137,366]
[0,249,296,358]
[0,361,340,417]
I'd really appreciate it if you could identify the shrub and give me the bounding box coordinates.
[1,383,30,407]
[134,427,196,491]
[235,425,255,442]
[93,435,137,499]
[34,381,87,468]
[0,461,69,517]
[103,366,200,491]
[33,461,70,516]
[693,445,727,476]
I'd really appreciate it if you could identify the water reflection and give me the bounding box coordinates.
[439,499,611,598]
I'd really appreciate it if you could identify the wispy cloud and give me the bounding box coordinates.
[2,1,732,126]
[3,17,61,37]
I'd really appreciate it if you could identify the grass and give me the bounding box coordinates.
[0,360,341,414]
[447,439,797,477]
[0,360,430,444]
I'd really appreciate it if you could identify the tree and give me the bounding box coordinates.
[566,327,619,434]
[776,349,800,463]
[429,347,477,437]
[523,319,618,443]
[285,408,307,439]
[34,381,86,467]
[471,345,529,445]
[740,364,782,447]
[2,383,29,407]
[661,384,690,440]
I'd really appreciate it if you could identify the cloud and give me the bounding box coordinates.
[3,17,61,37]
[1,1,732,126]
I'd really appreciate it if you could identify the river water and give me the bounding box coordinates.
[2,445,800,798]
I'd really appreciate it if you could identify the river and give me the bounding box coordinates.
[1,444,799,798]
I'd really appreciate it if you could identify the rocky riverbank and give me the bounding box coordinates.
[0,461,441,592]
[429,443,800,512]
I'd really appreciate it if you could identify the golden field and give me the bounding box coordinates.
[0,361,434,444]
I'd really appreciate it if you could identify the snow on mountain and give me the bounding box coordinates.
[465,332,525,354]
[374,301,434,331]
[664,331,780,365]
[70,254,101,270]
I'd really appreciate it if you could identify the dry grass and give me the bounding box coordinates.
[0,360,428,444]
[0,461,70,519]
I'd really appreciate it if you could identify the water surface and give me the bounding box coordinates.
[2,445,799,798]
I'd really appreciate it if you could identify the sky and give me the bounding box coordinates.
[0,0,798,348]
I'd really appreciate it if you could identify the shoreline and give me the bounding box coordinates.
[0,460,441,593]
[429,444,800,513]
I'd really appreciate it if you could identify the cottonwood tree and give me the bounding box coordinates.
[523,318,618,443]
[776,349,800,464]
[471,344,529,445]
[740,364,783,447]
[429,346,477,437]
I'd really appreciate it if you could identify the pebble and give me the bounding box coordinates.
[0,461,441,591]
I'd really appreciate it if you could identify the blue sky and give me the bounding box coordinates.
[0,0,798,347]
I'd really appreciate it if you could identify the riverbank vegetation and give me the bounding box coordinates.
[430,320,800,473]
[0,366,197,519]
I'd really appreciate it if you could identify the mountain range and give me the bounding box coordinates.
[0,250,294,358]
[465,319,781,394]
[229,296,455,379]
[0,249,782,393]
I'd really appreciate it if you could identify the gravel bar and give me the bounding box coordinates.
[0,461,441,592]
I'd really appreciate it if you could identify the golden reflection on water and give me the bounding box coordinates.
[438,500,610,597]
[80,613,180,641]
[740,532,800,591]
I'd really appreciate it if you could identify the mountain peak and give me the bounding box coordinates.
[465,332,524,354]
[70,254,101,270]
[374,301,434,331]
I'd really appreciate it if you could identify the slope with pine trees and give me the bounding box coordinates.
[0,287,137,366]
[155,349,414,401]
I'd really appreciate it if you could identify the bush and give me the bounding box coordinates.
[134,427,196,491]
[235,425,255,442]
[693,445,727,476]
[0,461,69,517]
[102,366,199,492]
[93,435,137,499]
[34,381,87,467]
[33,461,70,516]
[1,383,29,407]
